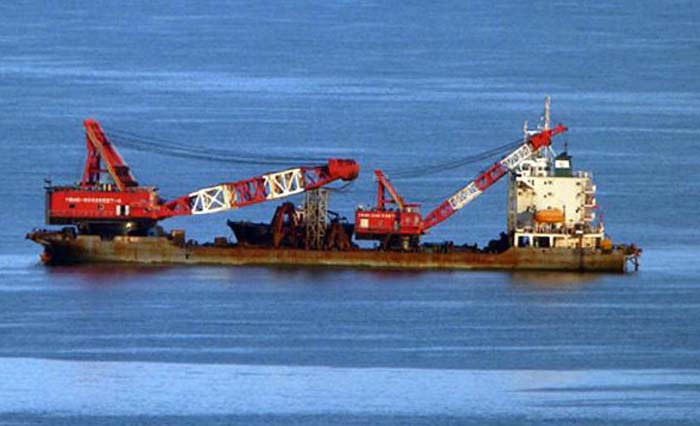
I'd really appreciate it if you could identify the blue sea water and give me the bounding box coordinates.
[1,1,700,425]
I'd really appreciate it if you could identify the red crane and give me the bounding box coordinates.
[354,170,423,246]
[46,119,360,235]
[355,124,567,249]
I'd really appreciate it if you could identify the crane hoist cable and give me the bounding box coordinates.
[109,135,328,166]
[104,127,336,166]
[106,127,329,162]
[384,138,523,179]
[321,180,356,194]
[369,132,559,203]
[110,135,324,167]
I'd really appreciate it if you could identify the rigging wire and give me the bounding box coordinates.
[384,138,523,179]
[109,135,311,167]
[324,180,355,193]
[103,126,528,206]
[106,127,330,162]
[382,135,531,204]
[103,126,336,166]
[108,135,326,166]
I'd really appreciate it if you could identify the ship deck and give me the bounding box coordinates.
[27,231,639,273]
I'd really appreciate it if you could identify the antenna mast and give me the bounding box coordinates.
[543,95,551,131]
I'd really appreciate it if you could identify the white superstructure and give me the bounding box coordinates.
[507,99,606,250]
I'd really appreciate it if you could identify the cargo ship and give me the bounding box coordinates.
[27,99,641,273]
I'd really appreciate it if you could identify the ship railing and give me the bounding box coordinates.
[517,223,602,236]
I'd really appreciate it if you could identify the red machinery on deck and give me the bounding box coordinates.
[46,119,359,234]
[355,124,567,248]
[354,170,423,245]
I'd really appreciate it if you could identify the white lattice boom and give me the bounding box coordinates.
[263,168,304,199]
[188,167,309,215]
[448,143,535,210]
[189,185,233,215]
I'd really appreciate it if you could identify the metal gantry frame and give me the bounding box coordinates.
[304,189,328,250]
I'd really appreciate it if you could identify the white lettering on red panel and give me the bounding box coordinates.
[64,197,123,204]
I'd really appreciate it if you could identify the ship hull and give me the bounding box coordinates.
[28,231,634,273]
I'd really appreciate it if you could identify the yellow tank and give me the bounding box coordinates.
[534,208,565,224]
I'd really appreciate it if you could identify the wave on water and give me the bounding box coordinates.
[0,254,40,272]
[0,358,697,419]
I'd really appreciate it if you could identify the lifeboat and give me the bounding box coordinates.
[534,208,565,224]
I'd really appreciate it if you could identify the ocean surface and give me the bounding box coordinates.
[1,1,700,425]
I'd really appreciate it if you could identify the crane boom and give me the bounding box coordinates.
[46,119,359,234]
[374,169,407,211]
[163,159,359,217]
[82,118,139,191]
[422,124,567,230]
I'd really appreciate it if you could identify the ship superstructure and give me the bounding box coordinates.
[507,98,606,250]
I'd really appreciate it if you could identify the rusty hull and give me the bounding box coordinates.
[27,230,634,273]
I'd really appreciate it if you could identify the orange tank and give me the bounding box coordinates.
[534,208,565,224]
